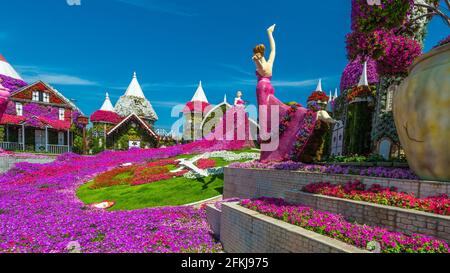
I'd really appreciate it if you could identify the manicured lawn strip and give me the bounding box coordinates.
[77,175,224,211]
[240,197,450,253]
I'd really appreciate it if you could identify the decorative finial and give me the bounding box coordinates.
[133,72,137,79]
[334,88,338,99]
[224,94,227,103]
[106,92,110,99]
[328,91,332,102]
[358,62,369,87]
[316,79,323,92]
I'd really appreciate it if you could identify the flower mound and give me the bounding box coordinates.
[0,139,244,253]
[241,197,449,253]
[303,181,450,216]
[90,110,123,124]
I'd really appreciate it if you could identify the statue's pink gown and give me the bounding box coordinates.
[256,72,317,162]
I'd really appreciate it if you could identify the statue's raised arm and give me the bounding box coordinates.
[267,24,276,65]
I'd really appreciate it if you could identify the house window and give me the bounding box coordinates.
[15,102,23,116]
[43,92,50,103]
[32,91,40,101]
[59,108,65,121]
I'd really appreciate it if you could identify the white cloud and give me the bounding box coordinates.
[15,65,98,86]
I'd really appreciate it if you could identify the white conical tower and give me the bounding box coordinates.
[100,92,115,112]
[358,62,369,87]
[334,88,338,99]
[191,81,208,103]
[315,79,323,92]
[328,90,333,103]
[0,54,22,80]
[124,72,145,98]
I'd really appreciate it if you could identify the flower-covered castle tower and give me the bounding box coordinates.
[307,79,329,111]
[183,81,210,141]
[89,93,123,153]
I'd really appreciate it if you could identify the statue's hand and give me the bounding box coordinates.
[267,24,276,33]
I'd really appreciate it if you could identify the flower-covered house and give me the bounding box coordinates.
[89,73,159,152]
[0,54,89,154]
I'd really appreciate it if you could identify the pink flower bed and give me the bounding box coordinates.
[302,181,450,216]
[241,197,449,253]
[90,110,123,124]
[0,139,246,253]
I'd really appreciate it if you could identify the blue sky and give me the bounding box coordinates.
[1,0,447,130]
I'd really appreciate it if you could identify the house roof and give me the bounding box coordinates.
[11,81,87,117]
[107,113,158,138]
[0,114,71,130]
[100,92,115,112]
[124,72,145,98]
[190,81,208,103]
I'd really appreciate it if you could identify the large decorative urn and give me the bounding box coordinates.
[393,43,450,181]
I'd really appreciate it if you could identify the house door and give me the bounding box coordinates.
[35,130,46,152]
[58,132,65,146]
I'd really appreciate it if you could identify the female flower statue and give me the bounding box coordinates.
[253,24,335,162]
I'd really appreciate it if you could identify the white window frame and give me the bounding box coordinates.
[59,108,65,121]
[43,92,50,103]
[32,91,40,101]
[15,102,23,116]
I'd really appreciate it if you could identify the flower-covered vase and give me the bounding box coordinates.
[394,43,450,181]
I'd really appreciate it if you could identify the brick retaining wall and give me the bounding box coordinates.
[285,191,450,243]
[206,205,221,240]
[224,168,450,200]
[220,202,368,253]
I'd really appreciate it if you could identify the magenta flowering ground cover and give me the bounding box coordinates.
[240,198,450,253]
[230,161,419,180]
[0,140,245,253]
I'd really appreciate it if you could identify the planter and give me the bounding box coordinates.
[206,205,221,240]
[220,202,368,253]
[394,43,450,181]
[285,190,450,244]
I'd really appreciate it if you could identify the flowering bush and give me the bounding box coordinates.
[351,0,414,32]
[241,197,449,253]
[346,85,376,103]
[346,30,422,74]
[230,161,419,180]
[90,110,123,124]
[303,180,450,215]
[0,74,28,92]
[307,91,329,104]
[0,139,245,253]
[377,33,422,74]
[340,56,379,90]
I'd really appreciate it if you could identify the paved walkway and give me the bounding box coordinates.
[0,155,56,173]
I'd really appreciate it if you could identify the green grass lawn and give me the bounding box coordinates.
[77,174,224,211]
[76,149,259,211]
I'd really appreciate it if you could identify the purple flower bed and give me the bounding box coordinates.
[229,161,419,180]
[0,139,244,253]
[241,197,449,253]
[0,74,28,92]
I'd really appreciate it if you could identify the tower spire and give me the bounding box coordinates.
[100,92,115,112]
[316,79,323,92]
[358,62,369,87]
